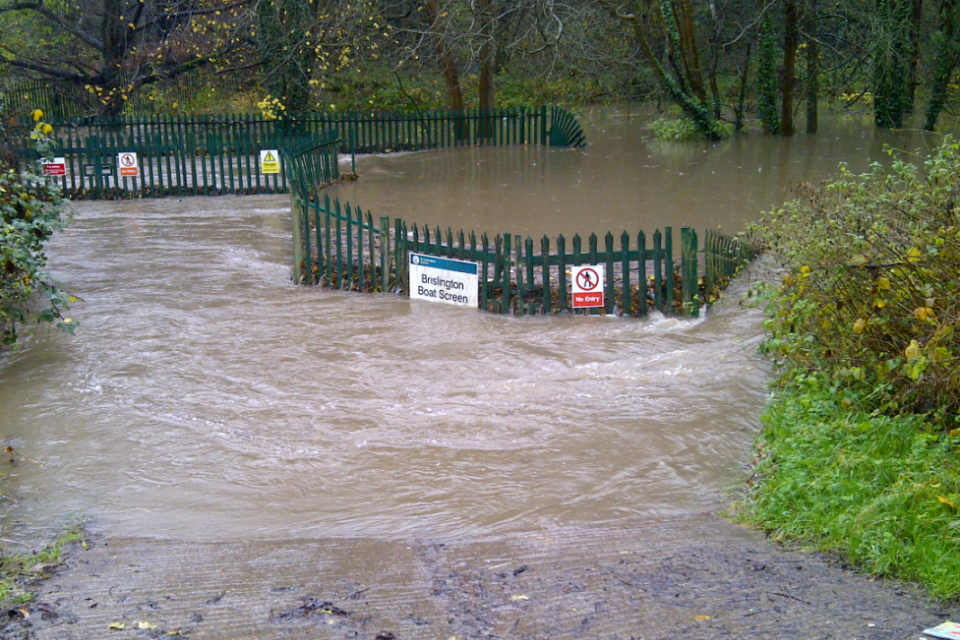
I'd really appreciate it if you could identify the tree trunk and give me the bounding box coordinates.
[676,0,707,101]
[477,0,496,139]
[782,0,798,136]
[805,0,820,133]
[423,0,466,139]
[873,0,912,128]
[923,0,959,130]
[907,0,923,109]
[756,11,781,134]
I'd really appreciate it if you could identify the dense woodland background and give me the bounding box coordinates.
[0,0,957,136]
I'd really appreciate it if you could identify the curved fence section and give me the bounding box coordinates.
[6,106,585,199]
[288,191,759,318]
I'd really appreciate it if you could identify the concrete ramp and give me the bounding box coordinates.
[20,515,957,639]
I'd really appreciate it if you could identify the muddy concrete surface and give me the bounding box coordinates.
[6,514,959,639]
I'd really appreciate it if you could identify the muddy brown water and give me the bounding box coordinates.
[1,111,956,639]
[0,109,938,543]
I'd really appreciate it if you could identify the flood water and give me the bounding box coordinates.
[0,110,940,544]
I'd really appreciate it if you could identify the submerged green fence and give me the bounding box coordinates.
[289,191,758,317]
[7,106,584,199]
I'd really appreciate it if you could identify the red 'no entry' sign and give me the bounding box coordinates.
[571,265,604,309]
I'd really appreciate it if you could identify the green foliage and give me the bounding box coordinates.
[739,137,960,599]
[1,112,75,346]
[0,526,86,605]
[650,116,733,141]
[756,12,780,134]
[739,384,960,598]
[650,116,701,141]
[747,138,960,419]
[872,0,914,128]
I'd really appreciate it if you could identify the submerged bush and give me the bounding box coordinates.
[748,138,960,423]
[650,116,734,141]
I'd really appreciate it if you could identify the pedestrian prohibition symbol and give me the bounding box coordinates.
[571,264,604,309]
[117,152,139,178]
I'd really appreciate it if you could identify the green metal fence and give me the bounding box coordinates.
[7,106,584,199]
[290,192,759,317]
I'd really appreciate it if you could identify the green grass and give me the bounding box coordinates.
[0,526,86,605]
[736,380,960,599]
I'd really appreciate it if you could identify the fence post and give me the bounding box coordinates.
[541,105,548,146]
[379,215,390,293]
[290,177,304,282]
[664,226,674,314]
[681,227,699,317]
[557,235,568,312]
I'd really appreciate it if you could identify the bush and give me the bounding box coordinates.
[747,138,960,422]
[650,115,734,141]
[737,137,960,600]
[0,111,75,346]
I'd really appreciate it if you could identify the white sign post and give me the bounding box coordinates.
[117,152,139,177]
[571,264,605,309]
[409,253,479,308]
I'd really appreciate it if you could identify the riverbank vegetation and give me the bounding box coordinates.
[738,137,960,599]
[0,526,86,606]
[0,111,75,347]
[0,0,958,136]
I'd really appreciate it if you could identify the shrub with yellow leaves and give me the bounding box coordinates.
[747,137,960,422]
[1,111,75,346]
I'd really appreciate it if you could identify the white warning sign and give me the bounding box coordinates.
[571,265,604,309]
[117,152,139,177]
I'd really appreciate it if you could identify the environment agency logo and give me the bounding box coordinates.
[412,255,420,265]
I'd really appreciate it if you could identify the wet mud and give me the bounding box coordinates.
[5,514,957,640]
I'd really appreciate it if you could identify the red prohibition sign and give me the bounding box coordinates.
[120,153,135,167]
[576,268,599,291]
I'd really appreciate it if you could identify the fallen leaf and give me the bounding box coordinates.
[695,615,712,621]
[136,621,157,630]
[905,339,920,359]
[510,594,529,601]
[109,622,125,630]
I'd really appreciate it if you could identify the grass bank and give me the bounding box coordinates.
[736,137,960,600]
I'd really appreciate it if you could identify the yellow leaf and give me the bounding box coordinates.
[510,595,529,601]
[31,109,43,121]
[877,277,891,290]
[137,621,157,630]
[905,339,920,359]
[109,622,125,630]
[938,496,956,510]
[907,247,922,263]
[853,318,866,334]
[695,615,712,621]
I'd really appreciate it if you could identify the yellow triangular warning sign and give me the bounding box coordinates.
[264,151,276,162]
